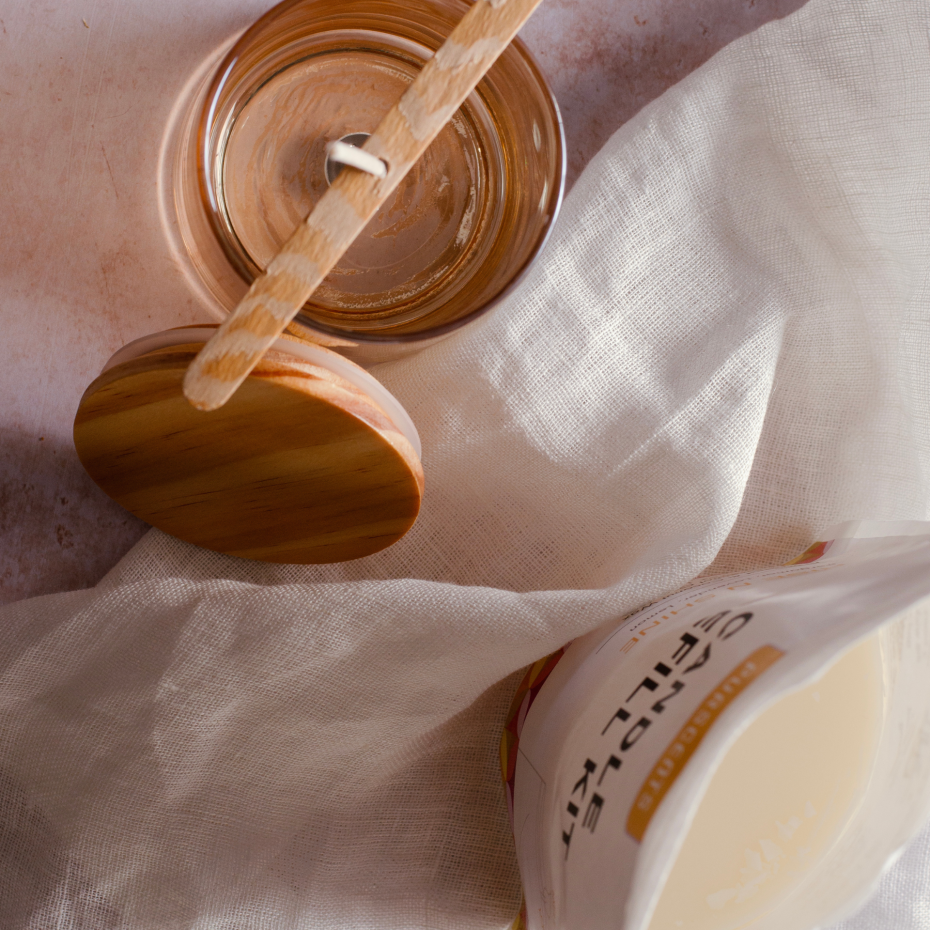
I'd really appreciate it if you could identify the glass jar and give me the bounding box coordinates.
[170,0,565,346]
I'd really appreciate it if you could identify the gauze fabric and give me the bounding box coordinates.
[3,0,930,925]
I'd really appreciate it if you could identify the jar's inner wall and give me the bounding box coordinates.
[196,0,563,340]
[220,33,500,319]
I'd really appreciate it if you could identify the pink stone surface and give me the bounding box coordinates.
[0,0,804,604]
[523,0,806,188]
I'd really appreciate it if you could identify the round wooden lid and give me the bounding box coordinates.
[74,335,423,563]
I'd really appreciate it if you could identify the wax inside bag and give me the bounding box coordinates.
[647,635,883,930]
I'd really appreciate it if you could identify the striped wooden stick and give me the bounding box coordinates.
[184,0,546,411]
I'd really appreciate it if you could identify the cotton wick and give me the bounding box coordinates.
[324,139,388,182]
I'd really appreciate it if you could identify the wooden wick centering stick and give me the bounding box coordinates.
[183,0,548,412]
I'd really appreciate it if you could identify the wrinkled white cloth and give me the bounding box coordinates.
[4,0,930,926]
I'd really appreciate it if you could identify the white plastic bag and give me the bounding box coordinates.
[504,522,930,930]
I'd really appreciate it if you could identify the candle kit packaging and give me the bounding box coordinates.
[503,521,930,930]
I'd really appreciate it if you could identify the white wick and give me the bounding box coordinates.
[325,140,387,179]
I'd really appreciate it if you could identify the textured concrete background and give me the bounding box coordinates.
[0,0,805,603]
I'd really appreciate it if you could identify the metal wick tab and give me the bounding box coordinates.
[324,133,387,185]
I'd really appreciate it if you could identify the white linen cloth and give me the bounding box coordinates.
[3,0,930,925]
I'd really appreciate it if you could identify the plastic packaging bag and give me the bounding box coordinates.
[503,521,930,930]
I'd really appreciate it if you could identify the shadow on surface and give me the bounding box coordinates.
[0,427,148,605]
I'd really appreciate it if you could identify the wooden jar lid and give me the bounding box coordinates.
[74,328,423,564]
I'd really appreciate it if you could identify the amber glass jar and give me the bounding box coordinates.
[171,0,564,345]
